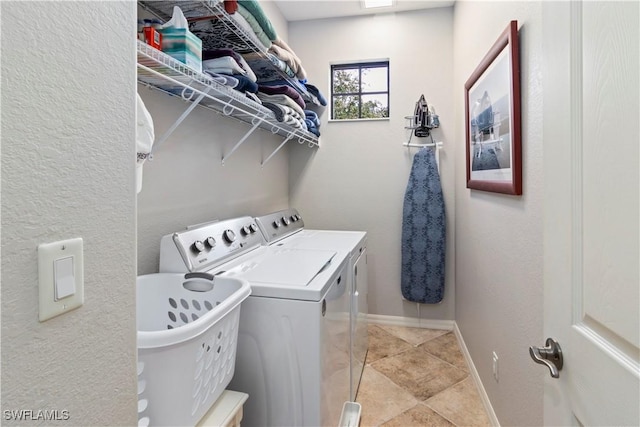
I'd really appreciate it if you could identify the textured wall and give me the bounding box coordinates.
[288,7,456,320]
[453,2,544,425]
[1,2,138,425]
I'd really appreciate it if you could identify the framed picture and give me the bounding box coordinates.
[465,20,522,195]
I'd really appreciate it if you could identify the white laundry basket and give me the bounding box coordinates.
[136,272,250,427]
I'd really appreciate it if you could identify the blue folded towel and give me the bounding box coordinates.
[304,110,320,127]
[304,83,327,106]
[234,75,259,93]
[304,119,320,137]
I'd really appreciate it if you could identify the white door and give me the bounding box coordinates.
[541,1,639,425]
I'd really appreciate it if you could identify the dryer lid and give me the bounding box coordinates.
[229,248,336,287]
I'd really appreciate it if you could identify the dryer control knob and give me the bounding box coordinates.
[205,237,216,248]
[273,220,281,228]
[223,229,236,243]
[249,223,258,233]
[241,226,250,236]
[290,215,297,222]
[282,216,291,226]
[192,240,205,253]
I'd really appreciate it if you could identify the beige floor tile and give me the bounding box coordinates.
[371,347,469,401]
[366,325,413,363]
[425,377,491,427]
[356,366,418,427]
[376,325,449,346]
[420,332,468,370]
[381,403,455,427]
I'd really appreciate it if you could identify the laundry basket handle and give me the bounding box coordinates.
[184,272,215,281]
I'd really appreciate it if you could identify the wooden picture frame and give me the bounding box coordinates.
[465,20,522,195]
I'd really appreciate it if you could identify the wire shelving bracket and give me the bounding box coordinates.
[152,86,212,155]
[262,134,294,167]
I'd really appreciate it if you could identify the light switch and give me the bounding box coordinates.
[38,238,84,322]
[54,256,75,300]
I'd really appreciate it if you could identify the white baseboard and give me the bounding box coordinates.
[366,313,454,331]
[453,323,501,427]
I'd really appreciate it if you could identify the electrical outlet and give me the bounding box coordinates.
[492,351,499,382]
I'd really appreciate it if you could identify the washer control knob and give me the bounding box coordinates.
[273,220,281,228]
[249,223,258,233]
[282,216,291,226]
[205,237,216,248]
[290,215,297,222]
[192,240,205,253]
[223,229,236,243]
[241,226,251,236]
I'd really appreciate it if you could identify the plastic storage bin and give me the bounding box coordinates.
[136,272,251,427]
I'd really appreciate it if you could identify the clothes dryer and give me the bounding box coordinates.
[255,208,368,400]
[159,216,351,427]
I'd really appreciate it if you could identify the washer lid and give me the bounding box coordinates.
[228,248,336,287]
[277,230,367,255]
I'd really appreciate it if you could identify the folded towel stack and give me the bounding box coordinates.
[258,84,308,129]
[304,84,327,107]
[228,0,307,80]
[202,48,259,94]
[304,110,321,137]
[268,39,307,81]
[258,85,305,109]
[199,0,326,136]
[262,103,307,131]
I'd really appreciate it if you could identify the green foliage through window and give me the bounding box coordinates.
[331,61,389,120]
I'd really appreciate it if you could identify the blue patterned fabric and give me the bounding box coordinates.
[401,148,446,303]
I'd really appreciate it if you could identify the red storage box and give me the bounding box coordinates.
[143,27,162,50]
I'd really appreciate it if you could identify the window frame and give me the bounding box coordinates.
[330,60,390,121]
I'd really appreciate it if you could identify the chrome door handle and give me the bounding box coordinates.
[529,338,563,378]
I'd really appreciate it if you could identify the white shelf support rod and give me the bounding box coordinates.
[403,141,444,173]
[152,86,212,154]
[262,134,294,167]
[222,117,264,165]
[402,141,443,148]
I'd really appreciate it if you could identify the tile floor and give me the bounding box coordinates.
[355,324,491,427]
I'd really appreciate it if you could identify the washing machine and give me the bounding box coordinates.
[158,216,351,427]
[255,208,369,401]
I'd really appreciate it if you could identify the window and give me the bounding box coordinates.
[331,61,389,120]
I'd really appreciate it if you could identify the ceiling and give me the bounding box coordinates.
[273,0,454,22]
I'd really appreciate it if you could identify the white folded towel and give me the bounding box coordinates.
[202,56,246,75]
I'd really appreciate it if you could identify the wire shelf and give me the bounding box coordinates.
[136,40,318,162]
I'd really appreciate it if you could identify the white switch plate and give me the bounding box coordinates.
[38,238,84,321]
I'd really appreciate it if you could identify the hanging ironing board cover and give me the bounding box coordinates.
[401,148,446,303]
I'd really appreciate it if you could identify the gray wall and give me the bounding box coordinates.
[1,2,138,425]
[288,7,456,321]
[453,2,544,425]
[136,88,292,274]
[0,2,548,425]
